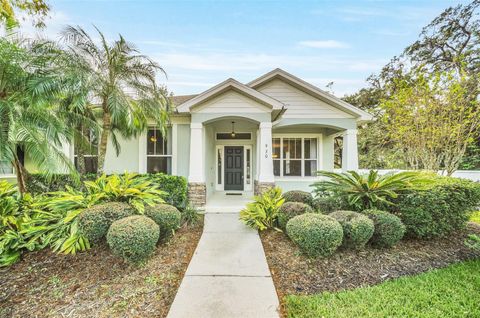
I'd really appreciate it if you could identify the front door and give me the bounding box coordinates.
[224,146,244,191]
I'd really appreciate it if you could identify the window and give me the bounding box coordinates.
[0,160,13,175]
[147,127,172,174]
[216,133,251,140]
[74,130,98,173]
[272,136,319,177]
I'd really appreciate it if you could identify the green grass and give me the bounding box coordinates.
[470,211,480,224]
[285,260,480,318]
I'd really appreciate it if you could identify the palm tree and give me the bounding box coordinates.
[61,26,171,174]
[0,36,76,193]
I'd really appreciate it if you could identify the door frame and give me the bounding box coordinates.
[215,144,253,192]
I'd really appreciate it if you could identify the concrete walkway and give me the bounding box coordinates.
[167,211,280,318]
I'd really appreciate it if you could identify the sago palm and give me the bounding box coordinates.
[61,26,172,174]
[0,36,77,193]
[313,170,432,210]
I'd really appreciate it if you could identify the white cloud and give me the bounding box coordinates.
[299,40,350,49]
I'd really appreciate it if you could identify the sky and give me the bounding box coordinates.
[14,0,469,97]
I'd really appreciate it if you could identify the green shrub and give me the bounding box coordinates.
[147,174,188,209]
[78,202,135,243]
[392,177,480,239]
[313,170,432,211]
[363,209,405,247]
[278,202,313,230]
[283,190,314,206]
[180,204,200,226]
[144,204,181,241]
[312,195,349,214]
[26,173,96,194]
[107,215,160,264]
[240,187,285,230]
[286,213,343,258]
[329,210,374,249]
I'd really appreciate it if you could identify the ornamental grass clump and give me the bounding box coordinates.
[144,203,181,241]
[286,213,343,258]
[78,202,135,243]
[329,210,374,249]
[107,215,160,264]
[363,209,405,248]
[277,202,313,230]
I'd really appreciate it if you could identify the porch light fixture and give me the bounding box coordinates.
[231,121,236,138]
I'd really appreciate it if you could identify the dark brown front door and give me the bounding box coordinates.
[224,146,244,191]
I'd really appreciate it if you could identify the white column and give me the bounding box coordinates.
[258,122,275,183]
[342,129,359,171]
[171,123,178,175]
[188,122,205,182]
[138,131,147,173]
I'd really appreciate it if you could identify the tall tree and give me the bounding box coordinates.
[61,26,171,175]
[0,37,75,193]
[0,0,49,28]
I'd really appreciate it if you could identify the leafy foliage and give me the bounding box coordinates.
[147,173,188,209]
[466,234,480,251]
[239,187,285,231]
[286,213,343,258]
[392,176,480,238]
[78,202,135,243]
[313,170,431,211]
[282,190,314,207]
[84,173,165,213]
[329,210,374,250]
[107,215,160,264]
[144,204,181,241]
[277,202,313,230]
[0,0,50,28]
[26,173,97,194]
[180,204,200,226]
[362,209,405,248]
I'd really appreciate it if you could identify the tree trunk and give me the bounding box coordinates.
[12,155,28,195]
[97,106,111,175]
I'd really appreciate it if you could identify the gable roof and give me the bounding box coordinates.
[248,68,373,122]
[176,78,285,113]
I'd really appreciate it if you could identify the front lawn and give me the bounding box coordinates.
[0,218,203,318]
[285,259,480,318]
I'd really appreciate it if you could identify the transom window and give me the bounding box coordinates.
[272,136,319,177]
[147,127,172,174]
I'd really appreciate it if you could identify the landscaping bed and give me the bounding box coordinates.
[261,222,480,313]
[0,218,203,318]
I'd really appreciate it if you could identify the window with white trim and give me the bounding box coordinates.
[147,127,172,174]
[74,130,98,173]
[272,136,319,177]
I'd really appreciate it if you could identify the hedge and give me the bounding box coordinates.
[283,190,314,206]
[363,209,405,247]
[392,177,480,239]
[144,203,182,241]
[329,210,374,249]
[278,202,313,230]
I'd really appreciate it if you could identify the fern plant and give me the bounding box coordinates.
[240,187,285,231]
[313,170,432,211]
[84,173,166,213]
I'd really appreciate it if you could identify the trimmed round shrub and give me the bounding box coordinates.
[78,202,135,243]
[286,213,343,258]
[313,195,349,214]
[329,210,374,249]
[363,209,405,248]
[144,203,181,241]
[283,190,314,206]
[278,202,313,230]
[107,215,160,264]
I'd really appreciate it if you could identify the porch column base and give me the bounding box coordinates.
[188,182,206,207]
[254,181,275,195]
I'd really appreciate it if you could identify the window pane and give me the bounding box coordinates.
[147,157,171,174]
[273,160,280,176]
[283,159,301,176]
[246,149,251,184]
[304,138,317,159]
[217,149,222,184]
[0,160,13,174]
[304,160,317,176]
[217,133,251,140]
[272,138,280,159]
[284,138,301,159]
[147,129,156,155]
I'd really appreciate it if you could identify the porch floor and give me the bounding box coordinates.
[205,191,254,213]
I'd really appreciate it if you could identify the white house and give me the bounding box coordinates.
[0,68,372,207]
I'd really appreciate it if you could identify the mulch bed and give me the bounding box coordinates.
[261,222,480,315]
[0,218,204,318]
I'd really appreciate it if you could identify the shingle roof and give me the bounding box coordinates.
[170,94,198,106]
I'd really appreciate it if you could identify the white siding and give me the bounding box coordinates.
[193,90,270,114]
[257,79,354,118]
